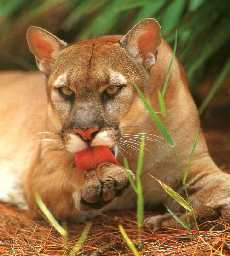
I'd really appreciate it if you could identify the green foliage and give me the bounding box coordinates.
[135,135,145,229]
[134,80,200,230]
[159,0,186,34]
[150,175,193,213]
[134,84,174,146]
[182,129,200,185]
[69,222,92,256]
[199,59,230,115]
[157,90,166,116]
[158,30,178,116]
[119,224,141,256]
[161,30,178,97]
[123,158,137,192]
[35,193,91,255]
[35,193,68,238]
[124,135,145,229]
[166,206,191,231]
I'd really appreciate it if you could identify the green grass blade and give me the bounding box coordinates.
[134,84,174,146]
[166,207,191,230]
[133,0,167,24]
[79,0,148,39]
[159,30,178,116]
[189,129,200,158]
[34,193,68,238]
[17,0,70,25]
[199,59,230,114]
[119,225,141,256]
[161,30,178,97]
[136,182,144,229]
[136,135,145,178]
[69,222,92,256]
[182,129,200,185]
[136,135,145,229]
[157,90,166,116]
[150,175,193,212]
[187,18,229,81]
[0,0,25,17]
[188,0,205,11]
[160,0,186,34]
[63,0,108,29]
[123,158,137,193]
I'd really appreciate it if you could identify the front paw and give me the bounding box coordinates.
[81,163,129,208]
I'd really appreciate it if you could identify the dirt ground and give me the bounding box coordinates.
[0,107,230,256]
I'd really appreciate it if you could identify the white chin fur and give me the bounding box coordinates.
[65,130,119,156]
[91,130,116,148]
[65,134,87,153]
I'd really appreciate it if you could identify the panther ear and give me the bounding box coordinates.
[120,18,161,70]
[26,26,67,75]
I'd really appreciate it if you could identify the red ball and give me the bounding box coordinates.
[74,146,118,171]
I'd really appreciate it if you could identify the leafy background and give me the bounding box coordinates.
[0,0,229,110]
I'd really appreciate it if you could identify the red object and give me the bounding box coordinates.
[74,146,118,171]
[74,128,99,140]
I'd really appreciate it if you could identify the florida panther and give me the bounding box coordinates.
[0,18,229,229]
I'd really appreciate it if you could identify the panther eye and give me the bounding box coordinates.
[58,87,75,100]
[105,85,120,95]
[101,85,123,103]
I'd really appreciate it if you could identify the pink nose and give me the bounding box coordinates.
[74,127,99,140]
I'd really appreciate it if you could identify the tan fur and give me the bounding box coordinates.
[0,19,229,228]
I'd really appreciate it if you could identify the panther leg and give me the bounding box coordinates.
[145,169,230,231]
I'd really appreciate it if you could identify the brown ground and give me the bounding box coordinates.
[0,106,230,256]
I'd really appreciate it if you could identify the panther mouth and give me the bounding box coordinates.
[74,145,119,171]
[65,128,120,171]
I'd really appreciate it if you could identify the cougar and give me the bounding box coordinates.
[0,18,229,230]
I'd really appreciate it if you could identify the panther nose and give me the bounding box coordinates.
[74,127,99,141]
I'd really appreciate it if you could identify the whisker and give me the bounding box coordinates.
[40,142,63,148]
[118,144,130,157]
[122,135,165,145]
[120,137,152,153]
[120,139,140,151]
[128,142,152,153]
[120,125,155,129]
[137,133,164,139]
[41,143,63,148]
[38,139,61,143]
[37,131,61,140]
[37,131,54,135]
[124,144,139,153]
[119,141,138,154]
[42,146,65,152]
[122,132,164,141]
[121,136,155,145]
[120,125,160,134]
[121,138,140,147]
[41,140,65,148]
[34,138,64,148]
[117,145,127,158]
